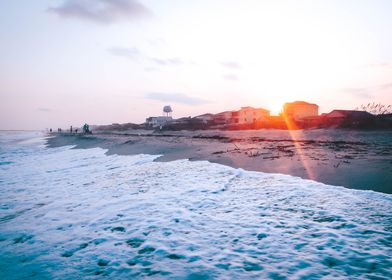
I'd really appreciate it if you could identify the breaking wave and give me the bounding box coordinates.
[0,132,391,279]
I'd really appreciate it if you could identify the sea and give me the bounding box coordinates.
[0,131,391,279]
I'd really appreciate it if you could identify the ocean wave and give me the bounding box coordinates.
[0,132,391,279]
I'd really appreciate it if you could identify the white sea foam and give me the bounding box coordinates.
[0,132,391,279]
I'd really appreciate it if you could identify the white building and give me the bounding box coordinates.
[145,116,172,127]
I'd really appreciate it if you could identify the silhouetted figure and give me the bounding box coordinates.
[70,126,73,133]
[75,129,78,134]
[49,128,52,133]
[82,123,91,134]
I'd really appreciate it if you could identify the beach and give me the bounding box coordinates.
[47,129,392,194]
[1,131,392,279]
[3,1,392,278]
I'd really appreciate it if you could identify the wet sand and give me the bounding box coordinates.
[46,129,392,194]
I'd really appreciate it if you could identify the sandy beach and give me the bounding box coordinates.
[47,129,392,194]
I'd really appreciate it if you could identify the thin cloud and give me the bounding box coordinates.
[220,61,241,69]
[145,93,210,106]
[343,88,373,99]
[343,81,392,99]
[108,47,141,59]
[38,108,52,112]
[150,57,184,66]
[107,46,188,67]
[379,82,392,90]
[48,0,152,24]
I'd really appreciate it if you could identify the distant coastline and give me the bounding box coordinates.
[92,101,392,132]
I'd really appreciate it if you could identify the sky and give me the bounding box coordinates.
[1,0,392,130]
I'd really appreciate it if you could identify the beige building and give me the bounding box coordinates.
[283,101,319,120]
[212,107,270,125]
[236,107,270,124]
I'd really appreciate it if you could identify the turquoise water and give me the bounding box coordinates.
[0,131,391,279]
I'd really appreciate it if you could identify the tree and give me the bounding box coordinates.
[355,102,392,115]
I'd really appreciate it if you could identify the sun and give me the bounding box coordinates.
[268,102,282,116]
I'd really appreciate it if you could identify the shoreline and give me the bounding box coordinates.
[46,129,392,194]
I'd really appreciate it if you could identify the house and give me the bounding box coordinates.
[264,115,287,129]
[211,107,270,125]
[300,116,323,128]
[283,101,319,120]
[193,113,214,124]
[323,110,374,126]
[325,110,373,120]
[162,116,211,130]
[381,113,392,120]
[170,117,192,125]
[237,107,270,124]
[213,111,235,124]
[375,113,392,129]
[145,116,172,127]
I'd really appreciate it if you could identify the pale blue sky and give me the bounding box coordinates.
[1,0,392,129]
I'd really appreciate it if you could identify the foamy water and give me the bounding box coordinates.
[0,132,391,279]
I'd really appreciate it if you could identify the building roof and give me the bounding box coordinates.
[148,116,172,119]
[194,113,214,118]
[214,111,234,117]
[239,106,270,113]
[175,117,191,121]
[284,101,319,107]
[145,116,172,121]
[326,110,374,118]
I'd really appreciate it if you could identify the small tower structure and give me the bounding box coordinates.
[163,105,173,117]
